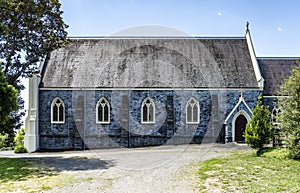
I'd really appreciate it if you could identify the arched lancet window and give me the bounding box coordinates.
[51,98,65,124]
[96,97,110,124]
[186,97,199,124]
[141,97,155,124]
[272,107,282,127]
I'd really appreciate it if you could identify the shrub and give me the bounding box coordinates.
[0,133,9,148]
[285,133,300,159]
[260,147,290,159]
[13,128,27,153]
[14,145,27,153]
[14,128,25,146]
[245,95,272,154]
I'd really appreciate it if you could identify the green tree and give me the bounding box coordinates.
[0,0,68,136]
[0,133,9,148]
[14,128,25,146]
[0,23,6,34]
[0,67,18,127]
[278,59,300,159]
[14,128,27,153]
[0,0,68,84]
[245,95,272,154]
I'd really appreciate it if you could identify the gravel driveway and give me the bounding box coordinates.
[1,143,249,193]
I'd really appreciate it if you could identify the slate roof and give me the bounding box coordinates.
[258,58,299,96]
[40,37,259,89]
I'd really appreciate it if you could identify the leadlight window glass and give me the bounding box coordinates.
[51,98,65,124]
[97,97,110,124]
[141,98,155,123]
[186,97,199,124]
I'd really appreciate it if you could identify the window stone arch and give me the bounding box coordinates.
[96,97,110,124]
[186,97,200,124]
[141,97,155,124]
[51,97,65,124]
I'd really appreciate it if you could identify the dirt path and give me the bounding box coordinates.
[1,143,249,193]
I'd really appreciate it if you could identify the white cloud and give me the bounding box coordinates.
[277,27,282,31]
[217,12,222,16]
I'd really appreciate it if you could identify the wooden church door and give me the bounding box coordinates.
[235,114,248,142]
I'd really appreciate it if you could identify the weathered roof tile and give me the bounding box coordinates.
[258,58,299,96]
[40,37,258,88]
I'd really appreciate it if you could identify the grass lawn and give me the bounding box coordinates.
[0,157,78,192]
[197,148,300,193]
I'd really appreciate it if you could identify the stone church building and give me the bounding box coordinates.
[24,28,299,152]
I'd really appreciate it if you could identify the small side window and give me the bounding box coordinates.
[186,97,200,124]
[96,97,110,124]
[141,97,155,124]
[51,98,65,124]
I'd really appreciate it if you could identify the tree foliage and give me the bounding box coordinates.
[14,128,26,153]
[0,67,18,127]
[0,0,68,138]
[0,0,69,85]
[0,23,6,34]
[0,133,9,148]
[245,95,272,153]
[278,59,300,159]
[14,127,25,146]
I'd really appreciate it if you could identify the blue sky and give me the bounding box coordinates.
[60,0,300,57]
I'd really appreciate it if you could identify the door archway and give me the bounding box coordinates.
[232,111,250,142]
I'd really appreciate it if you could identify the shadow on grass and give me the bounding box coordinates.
[0,156,115,183]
